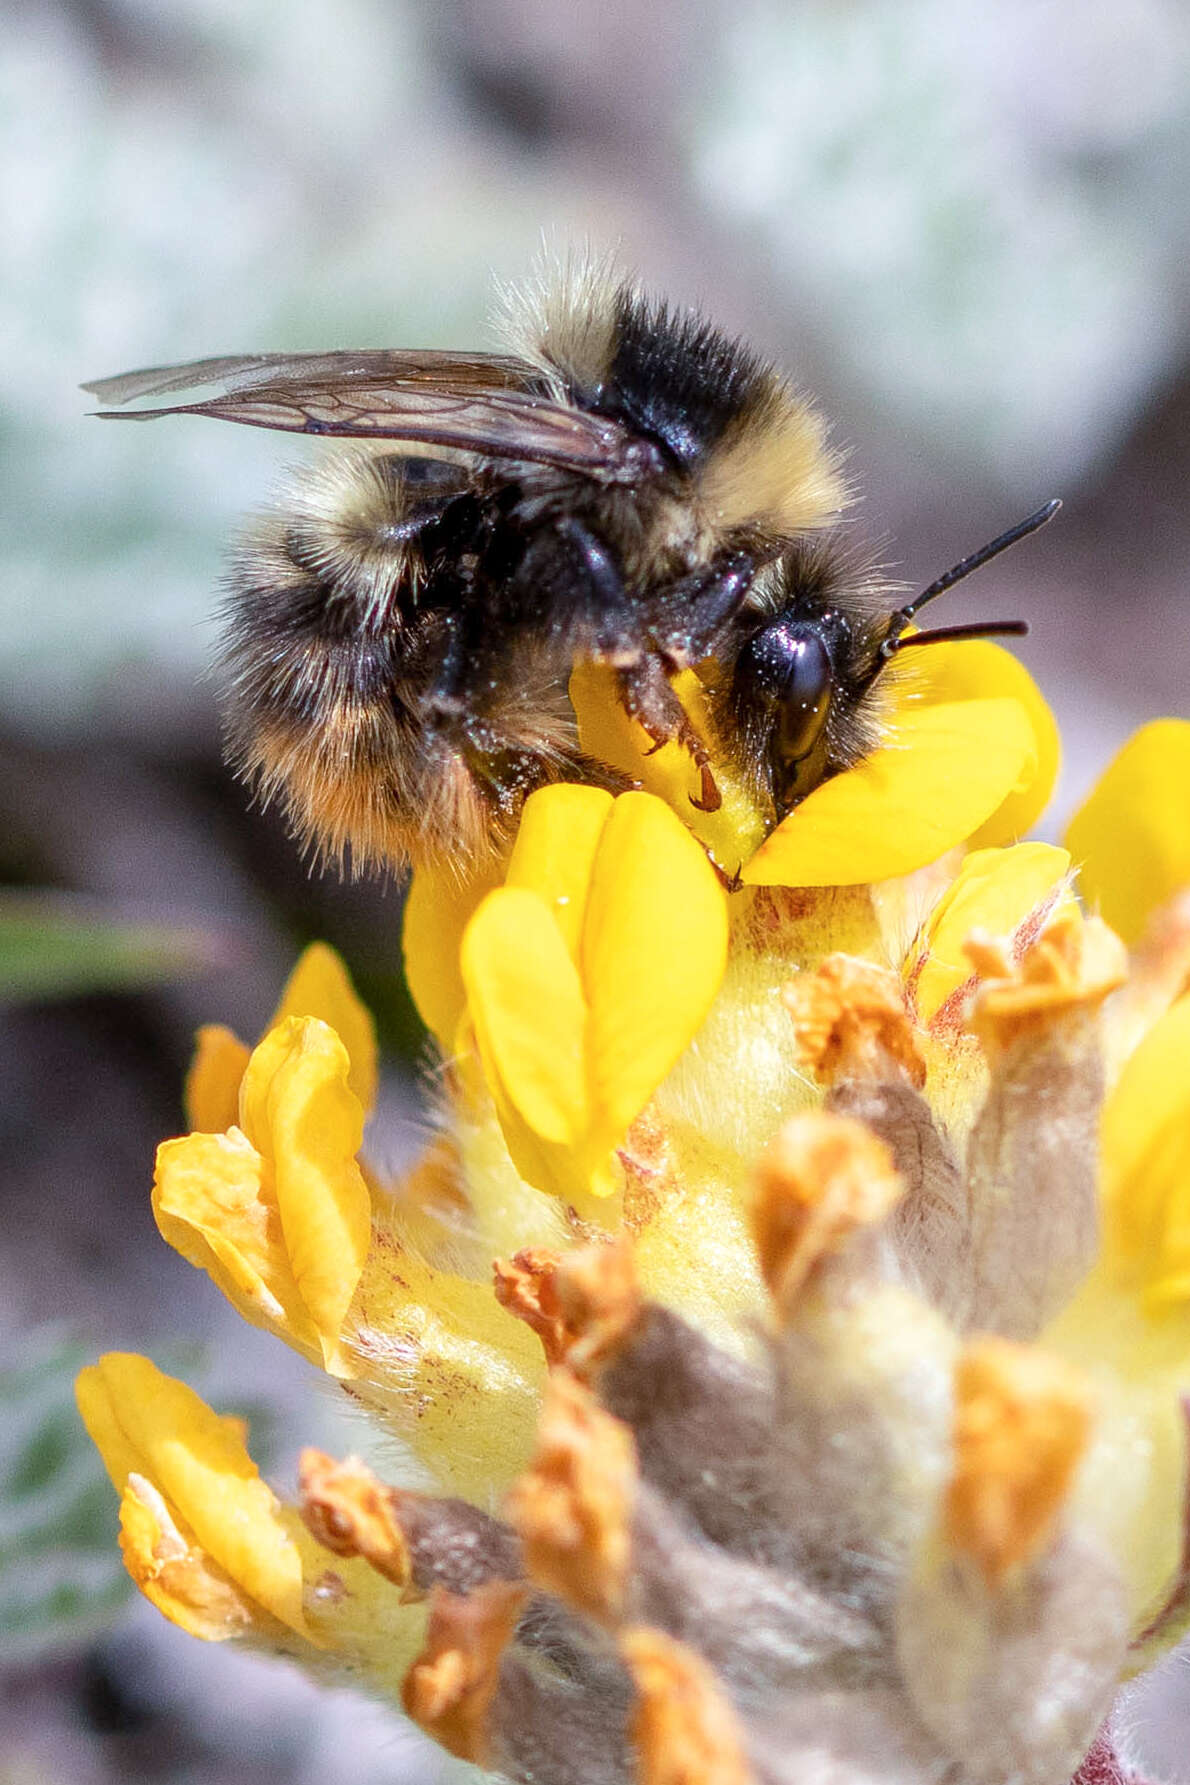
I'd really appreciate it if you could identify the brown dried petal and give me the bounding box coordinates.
[297,1449,412,1590]
[553,1240,642,1376]
[782,955,926,1088]
[621,1626,755,1785]
[402,1580,527,1764]
[967,909,1127,1050]
[494,1241,642,1377]
[945,1337,1094,1586]
[505,1370,636,1624]
[493,1248,570,1364]
[754,1112,903,1314]
[298,1449,521,1600]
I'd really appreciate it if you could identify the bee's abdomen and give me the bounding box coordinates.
[217,451,580,871]
[218,452,467,869]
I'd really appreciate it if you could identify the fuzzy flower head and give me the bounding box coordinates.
[75,645,1190,1785]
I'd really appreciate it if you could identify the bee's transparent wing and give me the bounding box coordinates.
[82,349,537,405]
[83,350,662,483]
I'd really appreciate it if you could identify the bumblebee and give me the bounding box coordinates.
[86,262,1055,871]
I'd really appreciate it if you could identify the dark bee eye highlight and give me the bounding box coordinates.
[738,620,834,768]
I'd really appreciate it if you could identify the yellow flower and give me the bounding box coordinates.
[1065,718,1190,945]
[902,841,1073,1023]
[409,786,728,1210]
[77,677,1190,1785]
[186,940,379,1133]
[76,1353,429,1692]
[76,1351,313,1644]
[155,1012,371,1375]
[1100,991,1190,1313]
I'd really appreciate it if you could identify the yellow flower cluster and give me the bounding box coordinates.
[75,640,1190,1785]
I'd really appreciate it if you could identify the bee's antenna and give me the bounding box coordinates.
[889,618,1030,651]
[880,498,1060,661]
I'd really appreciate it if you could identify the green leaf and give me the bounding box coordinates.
[0,893,232,1004]
[0,1339,131,1657]
[0,1335,279,1658]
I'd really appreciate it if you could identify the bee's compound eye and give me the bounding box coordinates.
[741,620,833,766]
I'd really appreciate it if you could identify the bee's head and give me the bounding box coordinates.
[726,501,1057,822]
[730,611,843,814]
[725,539,883,818]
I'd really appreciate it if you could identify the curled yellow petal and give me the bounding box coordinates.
[270,942,379,1116]
[185,1024,250,1134]
[1065,720,1190,946]
[581,793,729,1138]
[741,698,1037,887]
[238,1017,372,1372]
[911,639,1060,846]
[152,1130,320,1357]
[76,1353,313,1640]
[1100,992,1190,1313]
[403,856,503,1052]
[904,842,1072,1023]
[504,784,614,959]
[119,1474,262,1641]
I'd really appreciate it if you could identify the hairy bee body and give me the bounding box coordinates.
[87,263,1041,872]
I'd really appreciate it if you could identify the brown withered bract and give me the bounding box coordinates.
[85,257,1048,872]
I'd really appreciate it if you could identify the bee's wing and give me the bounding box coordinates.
[83,349,663,484]
[82,349,537,405]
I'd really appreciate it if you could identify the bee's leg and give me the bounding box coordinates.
[549,518,641,664]
[616,656,722,814]
[651,552,756,670]
[425,612,631,816]
[423,610,471,721]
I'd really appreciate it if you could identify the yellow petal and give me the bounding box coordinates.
[904,842,1072,1022]
[569,662,767,868]
[1100,992,1190,1313]
[1065,720,1190,946]
[185,1025,251,1134]
[910,639,1060,846]
[505,784,614,959]
[76,1353,312,1639]
[741,698,1037,887]
[1044,1277,1190,1627]
[119,1474,261,1642]
[152,1130,321,1357]
[403,857,503,1052]
[581,793,729,1137]
[269,943,379,1117]
[238,1017,372,1372]
[461,889,589,1147]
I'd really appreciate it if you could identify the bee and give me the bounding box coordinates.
[85,260,1056,872]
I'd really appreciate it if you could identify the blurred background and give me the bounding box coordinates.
[3,1,1189,1779]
